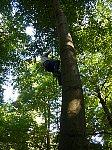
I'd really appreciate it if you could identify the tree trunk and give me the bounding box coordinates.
[97,86,112,128]
[45,98,50,150]
[47,100,51,150]
[52,0,87,149]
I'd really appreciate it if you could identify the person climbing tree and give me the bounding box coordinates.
[41,48,61,85]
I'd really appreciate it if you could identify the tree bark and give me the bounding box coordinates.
[52,0,87,149]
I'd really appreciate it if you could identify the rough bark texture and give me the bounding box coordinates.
[52,0,87,149]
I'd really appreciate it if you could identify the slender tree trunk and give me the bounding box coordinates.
[47,100,51,150]
[52,0,87,149]
[97,86,112,128]
[45,99,50,150]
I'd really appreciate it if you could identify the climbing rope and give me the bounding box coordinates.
[51,48,60,132]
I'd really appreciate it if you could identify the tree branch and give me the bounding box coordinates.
[87,131,112,136]
[96,86,112,128]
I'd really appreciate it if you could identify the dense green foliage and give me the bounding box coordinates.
[0,0,112,149]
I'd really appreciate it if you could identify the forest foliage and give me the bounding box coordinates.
[0,0,112,149]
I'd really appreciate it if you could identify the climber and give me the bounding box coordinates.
[41,48,61,85]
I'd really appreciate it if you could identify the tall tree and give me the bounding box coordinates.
[2,0,112,149]
[52,0,87,149]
